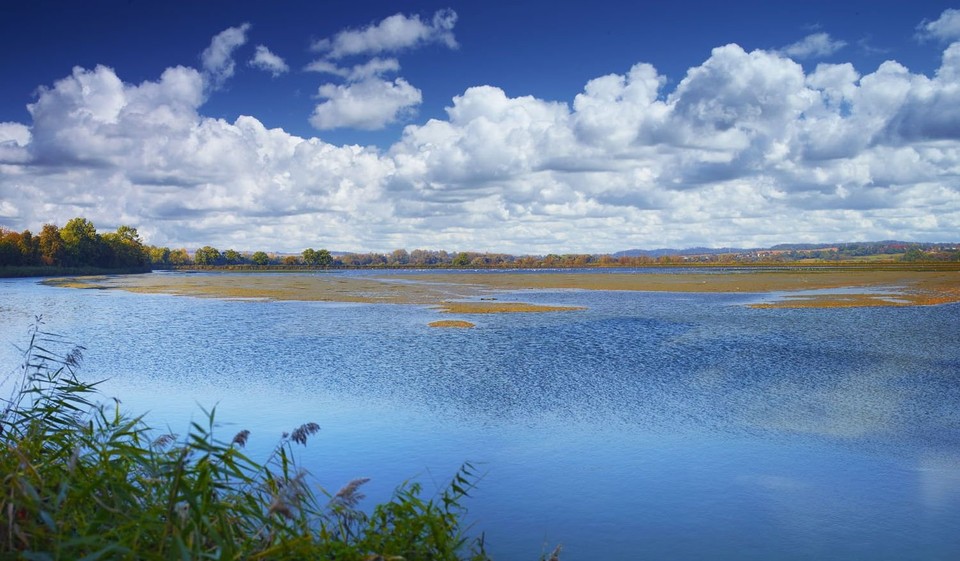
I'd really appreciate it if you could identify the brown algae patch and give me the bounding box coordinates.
[398,270,960,308]
[44,268,960,310]
[428,320,476,328]
[64,273,464,305]
[749,271,960,308]
[43,276,112,290]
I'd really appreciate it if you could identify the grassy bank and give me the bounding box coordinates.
[0,323,522,560]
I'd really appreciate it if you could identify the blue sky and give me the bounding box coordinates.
[1,0,959,253]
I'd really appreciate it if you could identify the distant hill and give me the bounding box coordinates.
[613,241,958,258]
[613,246,749,258]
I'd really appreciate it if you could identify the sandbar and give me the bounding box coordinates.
[428,320,476,328]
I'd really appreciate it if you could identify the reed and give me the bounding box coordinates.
[0,319,521,560]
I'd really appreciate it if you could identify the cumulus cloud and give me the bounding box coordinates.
[778,32,847,59]
[249,45,289,76]
[2,14,960,253]
[201,23,251,88]
[1,61,396,249]
[311,9,457,58]
[303,11,456,132]
[917,8,960,42]
[310,77,422,130]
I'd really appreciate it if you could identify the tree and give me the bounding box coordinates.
[389,249,410,265]
[60,217,100,267]
[101,225,146,268]
[452,252,471,267]
[223,249,244,265]
[902,248,925,262]
[148,246,171,267]
[301,248,333,268]
[315,249,332,268]
[38,224,65,266]
[17,230,40,265]
[193,246,222,266]
[251,251,270,266]
[169,248,191,266]
[0,229,21,266]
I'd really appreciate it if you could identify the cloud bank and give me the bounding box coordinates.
[1,13,959,253]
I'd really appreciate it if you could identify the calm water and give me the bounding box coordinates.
[1,272,959,560]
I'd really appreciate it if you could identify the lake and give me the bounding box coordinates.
[1,271,959,560]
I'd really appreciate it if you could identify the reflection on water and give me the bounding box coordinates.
[918,452,960,512]
[1,273,959,560]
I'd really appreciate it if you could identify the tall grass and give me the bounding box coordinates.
[1,320,498,560]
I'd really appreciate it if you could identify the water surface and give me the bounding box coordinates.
[1,272,958,560]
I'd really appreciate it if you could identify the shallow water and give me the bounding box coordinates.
[1,272,959,560]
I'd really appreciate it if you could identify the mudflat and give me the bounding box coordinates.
[397,269,960,308]
[45,268,960,310]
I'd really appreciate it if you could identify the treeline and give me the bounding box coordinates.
[0,218,148,270]
[172,248,632,268]
[0,217,677,271]
[4,217,959,274]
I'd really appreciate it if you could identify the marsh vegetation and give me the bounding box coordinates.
[0,323,501,560]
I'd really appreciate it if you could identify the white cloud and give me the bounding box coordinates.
[346,57,402,80]
[249,45,289,77]
[303,11,452,133]
[303,59,344,76]
[311,9,457,58]
[201,23,251,88]
[917,8,960,42]
[572,63,669,150]
[0,122,31,146]
[778,32,847,59]
[310,78,422,130]
[3,25,960,253]
[304,57,401,80]
[0,122,32,164]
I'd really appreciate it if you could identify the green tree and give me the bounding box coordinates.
[302,248,318,266]
[452,252,471,267]
[902,248,925,262]
[194,246,222,266]
[315,248,333,268]
[251,251,270,266]
[148,246,171,267]
[60,217,100,267]
[101,225,147,268]
[223,249,244,265]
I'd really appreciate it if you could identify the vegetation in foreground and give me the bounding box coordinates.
[0,322,525,560]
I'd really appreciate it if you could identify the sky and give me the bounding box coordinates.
[1,0,960,254]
